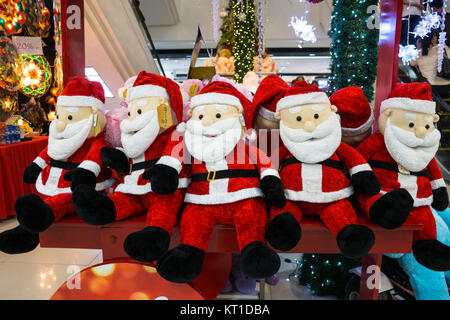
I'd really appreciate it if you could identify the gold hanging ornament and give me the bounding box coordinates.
[18,54,52,98]
[0,0,25,36]
[0,36,20,91]
[0,86,18,121]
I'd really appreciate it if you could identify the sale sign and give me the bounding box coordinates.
[11,36,43,55]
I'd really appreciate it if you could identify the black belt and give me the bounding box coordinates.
[49,160,80,170]
[368,160,430,177]
[280,157,346,173]
[129,158,160,173]
[191,169,259,182]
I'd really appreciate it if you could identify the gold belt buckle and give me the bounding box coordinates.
[207,170,216,181]
[398,164,410,175]
[129,163,133,175]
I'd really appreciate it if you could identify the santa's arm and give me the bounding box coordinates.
[428,158,449,211]
[99,146,130,174]
[249,145,286,208]
[356,133,382,161]
[148,129,185,195]
[64,135,108,191]
[23,147,50,184]
[337,142,380,196]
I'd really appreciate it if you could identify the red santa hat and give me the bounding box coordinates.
[57,77,105,113]
[276,80,330,112]
[380,82,436,115]
[189,80,257,140]
[330,86,374,137]
[253,74,290,122]
[126,71,183,124]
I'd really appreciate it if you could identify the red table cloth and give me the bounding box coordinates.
[0,136,48,220]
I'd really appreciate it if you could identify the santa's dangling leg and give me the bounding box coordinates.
[358,188,414,229]
[320,198,375,258]
[124,189,185,262]
[233,198,281,279]
[407,206,450,271]
[0,193,74,254]
[157,202,216,283]
[266,200,302,251]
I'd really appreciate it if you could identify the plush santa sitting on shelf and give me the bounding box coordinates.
[0,77,114,254]
[357,82,450,271]
[153,81,285,284]
[267,80,380,258]
[71,71,188,263]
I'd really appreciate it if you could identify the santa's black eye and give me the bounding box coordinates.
[68,115,73,120]
[216,113,221,119]
[56,115,59,120]
[128,112,130,116]
[137,109,142,115]
[199,114,203,120]
[296,116,302,122]
[314,114,319,119]
[425,124,430,130]
[409,122,414,128]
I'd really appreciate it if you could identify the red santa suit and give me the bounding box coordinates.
[271,142,373,237]
[33,133,113,221]
[357,131,444,241]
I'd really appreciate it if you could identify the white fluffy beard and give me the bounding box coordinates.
[280,113,342,163]
[48,115,93,160]
[185,117,243,163]
[384,118,440,172]
[121,110,160,159]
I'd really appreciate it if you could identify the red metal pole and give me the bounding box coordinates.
[60,0,85,86]
[373,0,403,131]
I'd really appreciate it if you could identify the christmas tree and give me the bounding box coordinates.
[327,0,379,102]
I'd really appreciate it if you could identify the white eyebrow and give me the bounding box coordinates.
[195,105,206,112]
[312,105,325,111]
[215,105,227,111]
[404,113,417,120]
[68,107,79,113]
[426,116,433,122]
[136,100,147,107]
[288,106,302,114]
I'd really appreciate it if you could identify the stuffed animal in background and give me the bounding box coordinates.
[153,81,285,283]
[0,77,114,254]
[357,82,450,271]
[267,81,380,259]
[71,71,188,263]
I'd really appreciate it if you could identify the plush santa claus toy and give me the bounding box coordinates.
[357,82,450,271]
[72,71,188,263]
[153,80,285,283]
[329,86,374,148]
[0,77,113,254]
[267,80,380,258]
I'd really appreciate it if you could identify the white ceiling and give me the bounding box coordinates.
[145,0,333,49]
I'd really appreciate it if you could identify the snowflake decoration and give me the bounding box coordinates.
[399,44,419,65]
[289,16,317,45]
[412,11,441,39]
[437,31,447,72]
[238,12,246,21]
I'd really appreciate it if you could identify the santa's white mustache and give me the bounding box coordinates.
[280,113,339,143]
[49,115,93,139]
[120,110,157,134]
[388,120,440,148]
[186,117,241,137]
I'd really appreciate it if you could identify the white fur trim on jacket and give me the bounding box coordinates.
[190,93,243,111]
[184,187,263,205]
[349,163,372,176]
[260,168,280,179]
[277,92,330,112]
[57,95,105,113]
[285,186,354,203]
[258,107,277,122]
[380,97,436,115]
[126,85,169,102]
[341,108,374,136]
[157,156,182,174]
[430,178,446,190]
[78,160,101,176]
[114,177,190,195]
[33,157,48,169]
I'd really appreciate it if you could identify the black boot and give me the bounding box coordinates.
[0,225,39,254]
[156,244,205,283]
[15,194,54,233]
[336,224,375,259]
[241,241,281,279]
[412,239,450,271]
[124,226,170,262]
[266,212,302,251]
[72,185,116,225]
[370,188,413,229]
